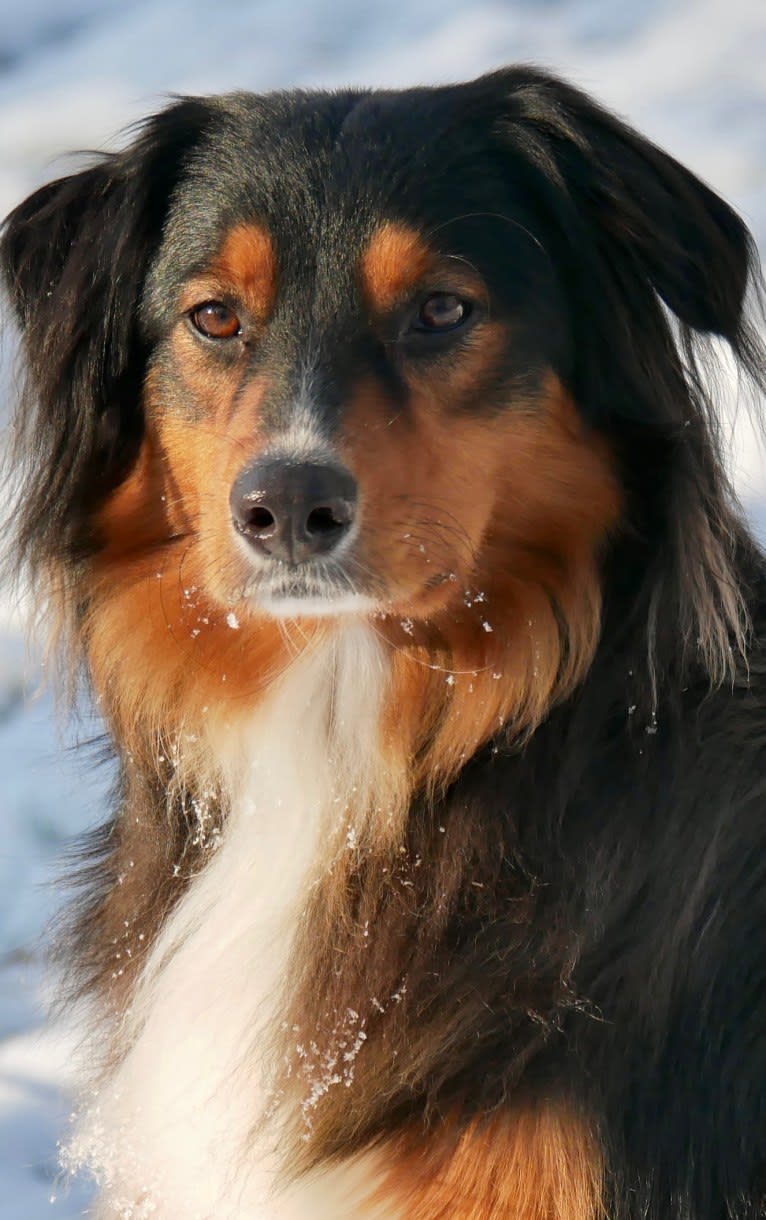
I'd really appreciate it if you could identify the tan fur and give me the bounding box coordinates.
[340,375,620,788]
[378,1105,604,1220]
[87,395,311,759]
[359,222,435,312]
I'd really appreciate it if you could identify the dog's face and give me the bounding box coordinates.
[1,70,753,751]
[125,89,617,632]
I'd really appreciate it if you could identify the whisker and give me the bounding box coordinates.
[424,209,545,255]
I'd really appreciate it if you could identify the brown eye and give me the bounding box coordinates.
[190,302,241,339]
[414,293,470,332]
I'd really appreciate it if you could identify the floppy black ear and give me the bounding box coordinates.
[495,68,754,344]
[2,96,211,351]
[486,69,765,689]
[2,167,105,330]
[1,98,211,571]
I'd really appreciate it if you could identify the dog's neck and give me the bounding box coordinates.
[213,621,404,852]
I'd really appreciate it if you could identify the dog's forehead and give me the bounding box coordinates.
[147,85,512,317]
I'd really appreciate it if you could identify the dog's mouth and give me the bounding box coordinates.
[234,559,460,622]
[239,563,382,619]
[255,588,381,619]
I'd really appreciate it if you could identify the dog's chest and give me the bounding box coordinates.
[71,629,399,1218]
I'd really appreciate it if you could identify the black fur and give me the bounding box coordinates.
[2,68,766,1218]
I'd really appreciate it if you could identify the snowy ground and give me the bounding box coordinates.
[0,0,764,1215]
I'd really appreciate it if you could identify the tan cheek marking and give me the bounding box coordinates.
[377,1105,604,1220]
[84,544,309,758]
[338,356,513,612]
[339,371,620,788]
[406,319,507,406]
[360,222,435,313]
[95,421,172,561]
[164,322,247,423]
[96,365,270,559]
[87,370,305,748]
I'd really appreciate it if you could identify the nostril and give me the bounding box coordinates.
[306,502,352,537]
[233,499,277,536]
[247,506,276,533]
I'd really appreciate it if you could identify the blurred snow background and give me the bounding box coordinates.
[0,0,764,1215]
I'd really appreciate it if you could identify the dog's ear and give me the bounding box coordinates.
[1,99,211,570]
[489,69,763,688]
[2,166,106,330]
[495,68,753,345]
[2,96,210,344]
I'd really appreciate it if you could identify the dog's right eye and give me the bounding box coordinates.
[189,302,242,340]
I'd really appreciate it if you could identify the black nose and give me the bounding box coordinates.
[230,459,358,564]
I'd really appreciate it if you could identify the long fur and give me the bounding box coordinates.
[2,67,766,1219]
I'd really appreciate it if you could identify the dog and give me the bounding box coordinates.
[2,66,765,1219]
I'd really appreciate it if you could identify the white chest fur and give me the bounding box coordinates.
[69,625,401,1219]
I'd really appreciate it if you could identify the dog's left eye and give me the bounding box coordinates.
[412,293,471,333]
[189,302,242,340]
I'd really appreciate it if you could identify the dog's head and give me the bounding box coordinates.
[2,69,761,764]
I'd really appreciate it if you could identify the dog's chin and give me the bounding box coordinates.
[253,589,381,620]
[242,567,468,623]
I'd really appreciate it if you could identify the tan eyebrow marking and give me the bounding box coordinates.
[181,221,278,321]
[359,222,435,313]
